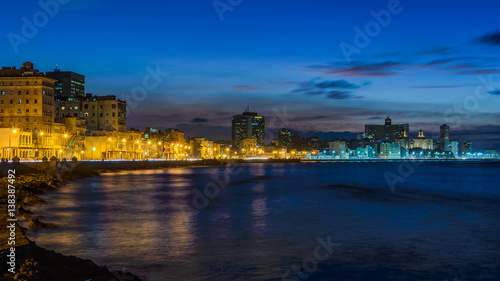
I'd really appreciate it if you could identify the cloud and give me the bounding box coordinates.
[293,78,364,99]
[326,91,356,99]
[232,85,258,91]
[191,118,208,123]
[315,80,360,89]
[416,46,454,55]
[477,31,500,45]
[310,61,403,77]
[460,69,500,75]
[448,64,474,70]
[412,84,474,89]
[417,59,453,67]
[489,90,500,95]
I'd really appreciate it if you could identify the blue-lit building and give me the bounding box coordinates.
[231,109,265,149]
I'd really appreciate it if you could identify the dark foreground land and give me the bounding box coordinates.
[0,159,298,280]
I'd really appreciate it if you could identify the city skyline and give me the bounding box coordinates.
[2,0,500,150]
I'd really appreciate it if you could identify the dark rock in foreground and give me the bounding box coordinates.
[0,240,141,281]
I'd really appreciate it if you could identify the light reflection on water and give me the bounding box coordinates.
[27,162,500,281]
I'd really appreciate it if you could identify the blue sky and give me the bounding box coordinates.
[2,0,500,149]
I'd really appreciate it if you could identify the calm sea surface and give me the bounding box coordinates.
[28,161,500,281]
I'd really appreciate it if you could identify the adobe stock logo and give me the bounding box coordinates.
[213,0,243,21]
[339,0,406,63]
[7,0,71,54]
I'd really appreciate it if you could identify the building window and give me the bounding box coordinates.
[18,109,21,113]
[112,104,117,109]
[34,99,38,104]
[100,113,103,117]
[84,104,88,109]
[26,109,29,113]
[10,100,13,104]
[18,100,22,104]
[18,91,21,95]
[75,106,78,110]
[34,109,37,113]
[26,91,29,95]
[92,113,95,117]
[1,91,4,95]
[112,112,115,117]
[0,100,3,104]
[26,99,29,104]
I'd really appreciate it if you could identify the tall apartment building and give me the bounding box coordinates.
[231,108,265,148]
[365,116,409,141]
[278,128,293,148]
[55,94,127,132]
[46,67,85,98]
[440,124,450,151]
[0,62,58,159]
[462,141,472,155]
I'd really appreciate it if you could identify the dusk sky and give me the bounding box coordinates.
[3,0,500,149]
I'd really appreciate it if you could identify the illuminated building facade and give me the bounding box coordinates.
[56,94,127,132]
[462,141,472,155]
[365,116,409,141]
[46,67,85,98]
[278,128,293,148]
[380,142,401,159]
[232,109,265,148]
[412,130,434,150]
[0,62,58,159]
[239,137,258,158]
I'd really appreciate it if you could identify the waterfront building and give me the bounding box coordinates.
[190,137,214,159]
[55,94,127,132]
[328,139,347,158]
[46,67,85,98]
[411,130,434,150]
[484,149,498,158]
[214,140,232,158]
[462,141,472,156]
[379,142,401,159]
[0,62,60,159]
[365,116,409,141]
[231,109,265,148]
[239,137,258,158]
